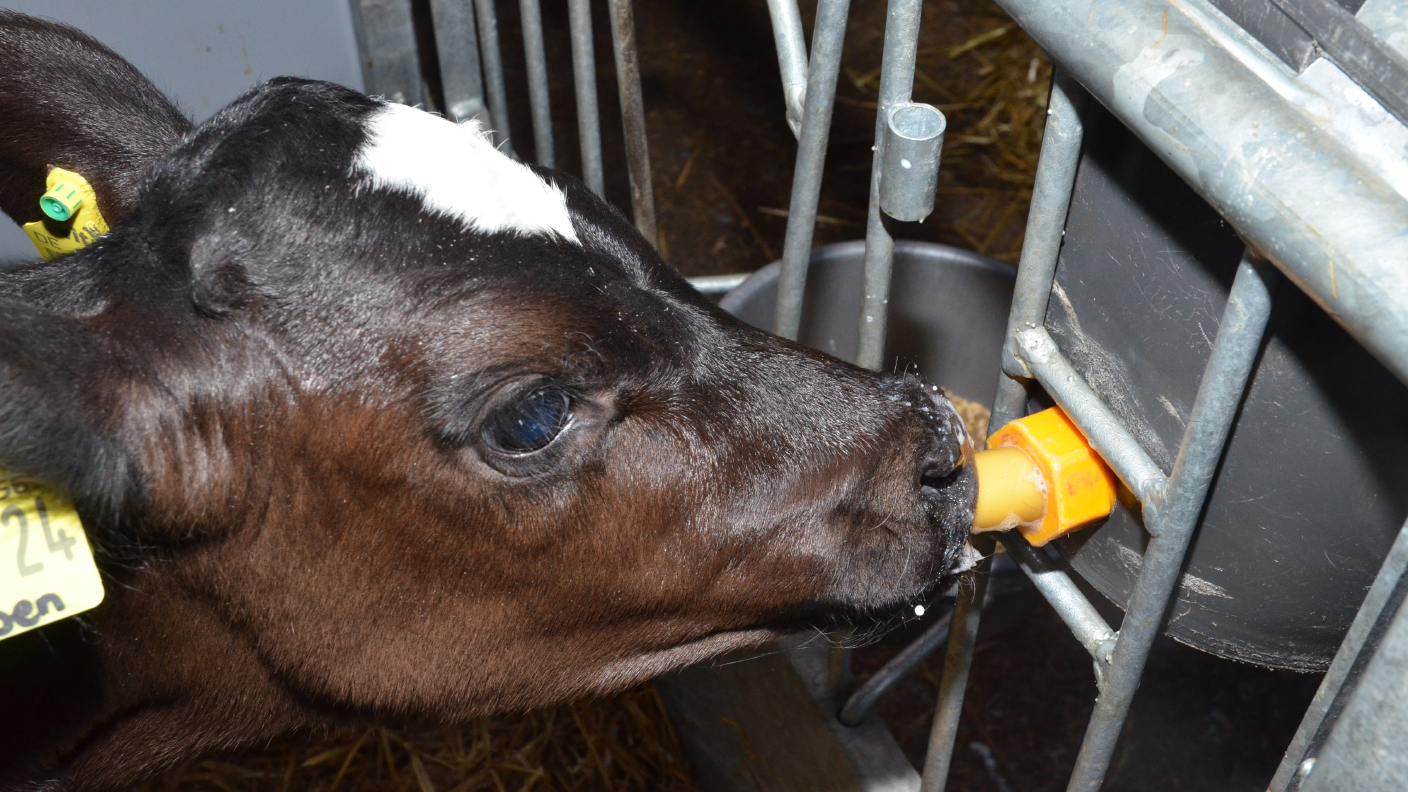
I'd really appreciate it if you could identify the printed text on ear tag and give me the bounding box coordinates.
[0,471,104,641]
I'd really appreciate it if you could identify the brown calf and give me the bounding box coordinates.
[0,11,976,789]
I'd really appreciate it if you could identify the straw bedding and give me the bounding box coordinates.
[139,686,692,792]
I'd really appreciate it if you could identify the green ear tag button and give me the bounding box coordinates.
[0,472,104,641]
[40,181,83,221]
[23,168,111,261]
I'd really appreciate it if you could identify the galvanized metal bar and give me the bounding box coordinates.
[430,0,491,125]
[607,0,657,244]
[519,0,554,167]
[919,535,994,792]
[987,374,1030,445]
[1014,328,1169,505]
[772,0,850,341]
[347,0,425,106]
[765,0,809,139]
[919,79,1088,790]
[472,0,513,152]
[1295,545,1408,791]
[1064,252,1278,792]
[1271,514,1408,791]
[1002,531,1116,665]
[990,0,1408,388]
[856,0,924,371]
[1000,74,1084,380]
[567,0,605,196]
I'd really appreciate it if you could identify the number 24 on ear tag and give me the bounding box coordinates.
[0,472,104,641]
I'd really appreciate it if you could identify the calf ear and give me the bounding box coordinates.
[0,299,141,520]
[0,11,192,227]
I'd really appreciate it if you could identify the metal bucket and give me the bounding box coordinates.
[720,240,1015,408]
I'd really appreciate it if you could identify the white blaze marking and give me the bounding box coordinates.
[354,103,578,242]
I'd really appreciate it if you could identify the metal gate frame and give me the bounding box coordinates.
[351,0,1408,788]
[753,0,1408,789]
[347,0,657,239]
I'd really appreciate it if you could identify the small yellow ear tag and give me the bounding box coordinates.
[0,471,104,642]
[23,167,111,261]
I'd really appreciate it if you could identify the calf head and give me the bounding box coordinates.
[0,11,977,788]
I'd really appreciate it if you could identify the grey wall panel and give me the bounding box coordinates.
[0,0,365,264]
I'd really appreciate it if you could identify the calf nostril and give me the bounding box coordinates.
[919,456,964,498]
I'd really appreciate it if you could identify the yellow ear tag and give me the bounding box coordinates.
[0,471,104,642]
[23,167,111,261]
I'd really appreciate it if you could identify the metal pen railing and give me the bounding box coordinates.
[350,1,1408,788]
[760,1,1408,791]
[348,0,649,224]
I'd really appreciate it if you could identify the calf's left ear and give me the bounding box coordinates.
[0,299,142,520]
[0,11,192,228]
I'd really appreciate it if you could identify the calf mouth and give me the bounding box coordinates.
[848,380,979,628]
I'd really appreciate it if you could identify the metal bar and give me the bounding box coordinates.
[916,76,1087,791]
[1014,328,1168,505]
[765,0,809,139]
[990,0,1408,388]
[771,0,850,341]
[1271,514,1408,791]
[686,273,749,294]
[430,0,491,125]
[1002,531,1115,665]
[347,0,425,106]
[519,0,554,167]
[1064,252,1278,792]
[855,0,924,371]
[838,609,952,727]
[1000,74,1084,381]
[472,0,513,153]
[987,374,1030,439]
[567,0,605,196]
[919,535,994,792]
[1295,544,1408,791]
[607,0,657,244]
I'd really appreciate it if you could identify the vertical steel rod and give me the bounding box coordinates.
[918,73,1086,792]
[919,536,994,792]
[998,74,1084,385]
[472,0,513,153]
[607,0,657,244]
[1065,252,1278,792]
[1270,514,1408,791]
[771,0,850,341]
[429,0,491,125]
[567,0,605,196]
[765,0,809,138]
[519,0,555,167]
[856,0,924,371]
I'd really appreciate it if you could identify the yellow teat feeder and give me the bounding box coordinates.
[971,406,1117,546]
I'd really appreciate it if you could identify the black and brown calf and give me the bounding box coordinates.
[0,10,976,790]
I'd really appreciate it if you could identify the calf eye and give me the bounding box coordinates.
[482,387,572,454]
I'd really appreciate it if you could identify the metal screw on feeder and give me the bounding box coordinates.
[879,101,945,222]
